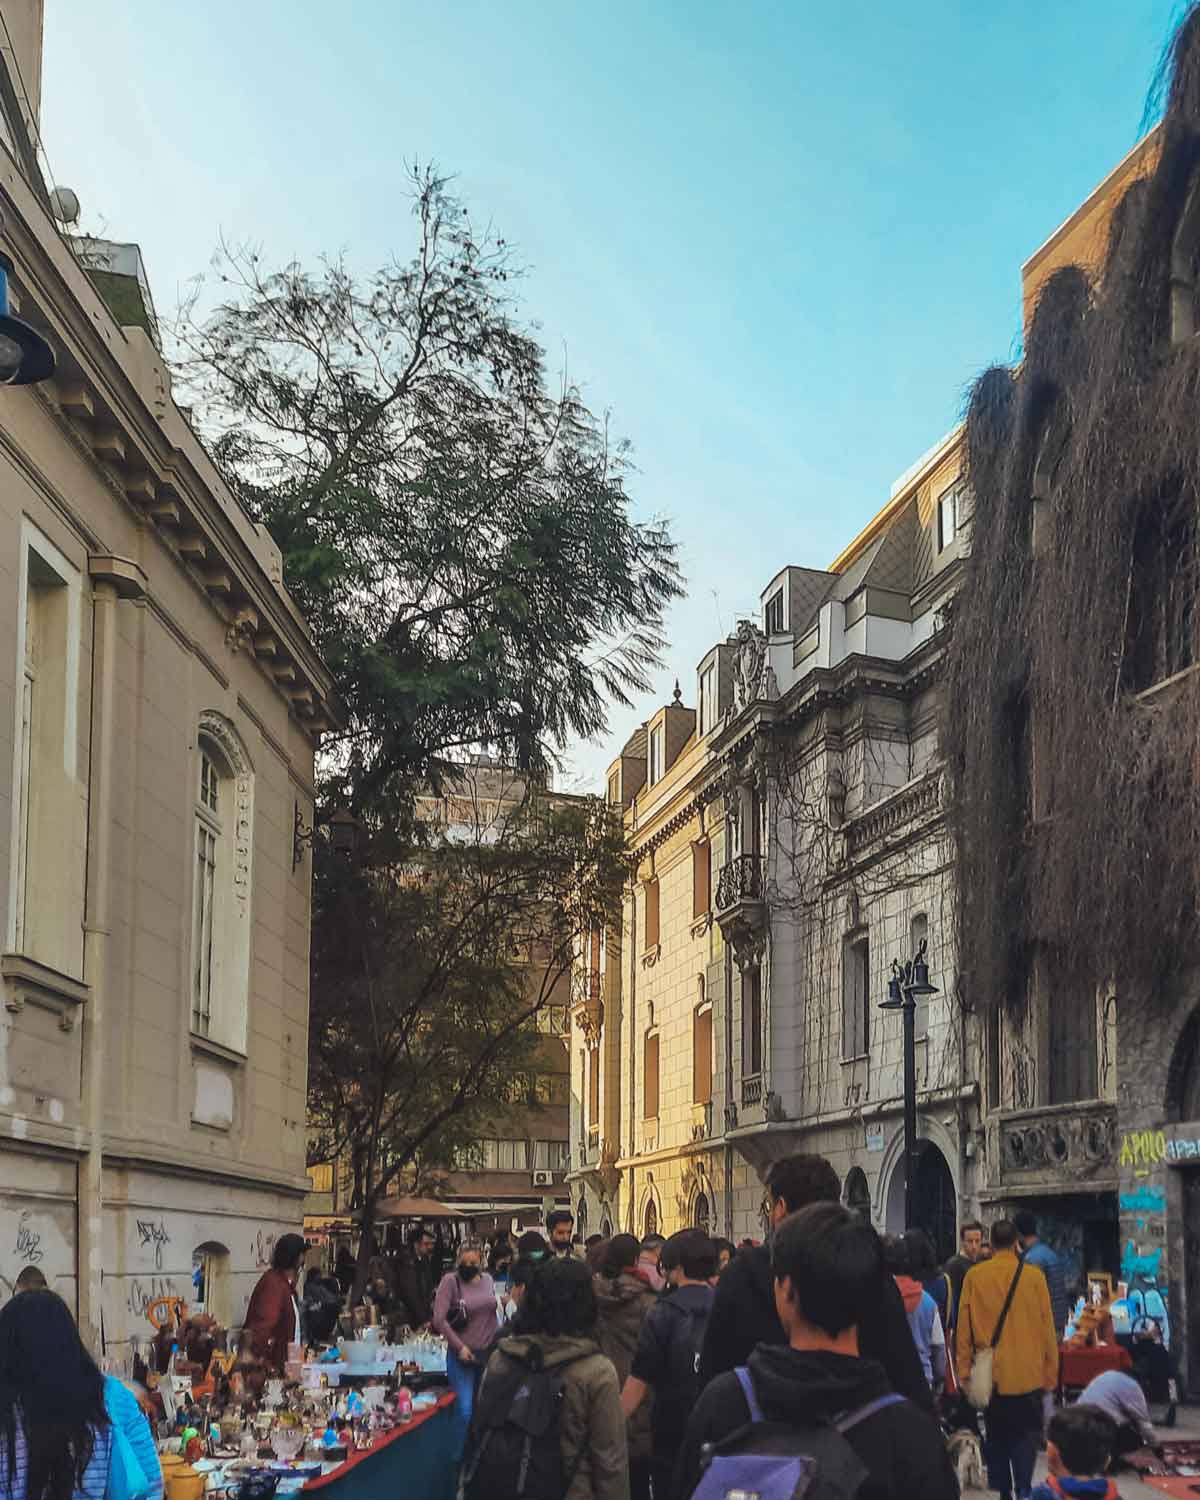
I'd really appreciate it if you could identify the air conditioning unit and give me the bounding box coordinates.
[532,1170,554,1187]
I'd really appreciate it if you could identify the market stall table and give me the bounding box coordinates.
[302,1391,457,1500]
[1059,1340,1133,1396]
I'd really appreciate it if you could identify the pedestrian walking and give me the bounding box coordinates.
[594,1234,657,1500]
[957,1218,1059,1500]
[548,1209,577,1257]
[674,1203,958,1500]
[944,1218,984,1331]
[883,1235,946,1393]
[621,1230,717,1500]
[432,1239,499,1452]
[462,1257,629,1500]
[1015,1211,1070,1336]
[697,1153,931,1410]
[243,1232,306,1374]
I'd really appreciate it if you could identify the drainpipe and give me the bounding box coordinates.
[78,557,145,1353]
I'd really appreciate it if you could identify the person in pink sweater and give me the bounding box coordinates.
[433,1240,499,1450]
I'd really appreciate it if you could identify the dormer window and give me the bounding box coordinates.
[764,589,785,636]
[937,483,961,552]
[648,724,664,785]
[698,661,717,735]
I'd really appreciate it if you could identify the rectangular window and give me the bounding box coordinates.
[192,821,217,1034]
[764,589,785,635]
[644,879,660,950]
[842,933,870,1058]
[694,1005,713,1104]
[742,967,763,1076]
[698,662,717,735]
[11,527,82,971]
[1047,957,1098,1104]
[644,1031,660,1119]
[608,771,620,805]
[587,1047,600,1133]
[910,914,930,1041]
[307,1163,333,1192]
[1124,497,1197,692]
[937,483,959,552]
[693,840,711,919]
[648,724,664,785]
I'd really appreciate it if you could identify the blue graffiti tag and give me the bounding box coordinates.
[1121,1241,1164,1283]
[1119,1185,1166,1214]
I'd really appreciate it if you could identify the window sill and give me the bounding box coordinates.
[640,944,662,970]
[840,1053,869,1066]
[1,953,89,1032]
[190,1032,247,1067]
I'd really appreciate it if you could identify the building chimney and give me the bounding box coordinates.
[1,1,44,135]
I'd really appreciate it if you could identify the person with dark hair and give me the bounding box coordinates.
[0,1288,162,1500]
[1030,1404,1119,1499]
[958,1219,1059,1500]
[463,1258,629,1500]
[945,1219,985,1329]
[11,1269,45,1297]
[518,1228,551,1263]
[1015,1210,1070,1337]
[594,1234,657,1500]
[585,1237,611,1275]
[547,1209,576,1257]
[301,1267,342,1344]
[713,1238,736,1275]
[585,1234,604,1249]
[433,1240,498,1452]
[622,1231,717,1497]
[697,1153,930,1409]
[675,1204,957,1500]
[882,1235,946,1392]
[243,1231,306,1372]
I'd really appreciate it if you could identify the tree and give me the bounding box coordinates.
[305,773,625,1296]
[176,165,682,807]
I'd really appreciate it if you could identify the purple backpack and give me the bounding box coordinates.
[689,1367,906,1500]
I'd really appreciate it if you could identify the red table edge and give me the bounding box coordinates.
[302,1390,457,1490]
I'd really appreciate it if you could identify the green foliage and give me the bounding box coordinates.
[176,165,682,805]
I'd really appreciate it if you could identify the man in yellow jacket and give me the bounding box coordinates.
[957,1219,1059,1500]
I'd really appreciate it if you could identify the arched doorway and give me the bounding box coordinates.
[844,1167,872,1223]
[192,1241,231,1325]
[693,1192,711,1233]
[644,1198,658,1239]
[884,1140,956,1263]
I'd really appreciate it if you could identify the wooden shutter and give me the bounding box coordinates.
[645,879,660,949]
[693,1006,713,1104]
[644,1031,660,1119]
[693,840,711,919]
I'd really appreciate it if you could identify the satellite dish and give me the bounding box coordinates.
[49,187,80,225]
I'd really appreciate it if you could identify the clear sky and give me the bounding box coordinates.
[37,0,1182,789]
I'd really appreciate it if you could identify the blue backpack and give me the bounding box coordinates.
[690,1367,906,1500]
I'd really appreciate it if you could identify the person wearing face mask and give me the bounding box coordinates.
[433,1240,499,1451]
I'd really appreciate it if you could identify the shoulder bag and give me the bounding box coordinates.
[965,1259,1025,1410]
[447,1274,470,1333]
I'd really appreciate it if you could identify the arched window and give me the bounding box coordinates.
[693,1191,711,1233]
[644,1198,658,1239]
[191,715,253,1052]
[844,1166,872,1223]
[576,1196,588,1238]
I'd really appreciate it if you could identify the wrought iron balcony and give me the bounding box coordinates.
[717,853,765,909]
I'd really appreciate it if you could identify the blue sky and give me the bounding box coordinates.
[39,0,1183,787]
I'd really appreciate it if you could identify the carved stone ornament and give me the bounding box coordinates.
[225,606,259,655]
[1000,1104,1117,1177]
[731,620,769,712]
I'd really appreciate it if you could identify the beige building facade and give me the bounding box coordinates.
[0,6,336,1352]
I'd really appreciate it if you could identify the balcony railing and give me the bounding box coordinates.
[716,853,765,911]
[996,1099,1117,1183]
[742,1073,763,1106]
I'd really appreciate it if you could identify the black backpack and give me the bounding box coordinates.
[690,1368,907,1500]
[659,1293,709,1412]
[460,1344,588,1500]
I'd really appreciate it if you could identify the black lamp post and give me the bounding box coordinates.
[0,254,54,385]
[879,938,938,1229]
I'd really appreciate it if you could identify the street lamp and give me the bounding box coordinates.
[879,938,938,1229]
[0,254,54,385]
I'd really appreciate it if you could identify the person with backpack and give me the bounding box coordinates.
[957,1219,1059,1500]
[461,1256,629,1500]
[697,1154,931,1410]
[674,1203,958,1500]
[432,1239,499,1452]
[620,1230,717,1500]
[594,1234,658,1500]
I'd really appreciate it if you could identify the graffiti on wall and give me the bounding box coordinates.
[1118,1143,1171,1347]
[135,1219,170,1270]
[1119,1127,1200,1169]
[14,1211,43,1265]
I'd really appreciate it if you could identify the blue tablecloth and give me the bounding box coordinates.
[302,1393,457,1500]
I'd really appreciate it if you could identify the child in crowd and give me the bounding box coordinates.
[1031,1404,1120,1500]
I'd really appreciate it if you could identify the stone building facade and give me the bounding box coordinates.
[0,7,336,1352]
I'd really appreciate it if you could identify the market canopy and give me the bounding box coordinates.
[370,1196,465,1220]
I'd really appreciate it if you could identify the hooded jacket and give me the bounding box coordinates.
[1030,1480,1119,1499]
[696,1243,932,1411]
[480,1333,630,1500]
[594,1271,656,1462]
[893,1275,942,1387]
[673,1344,958,1500]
